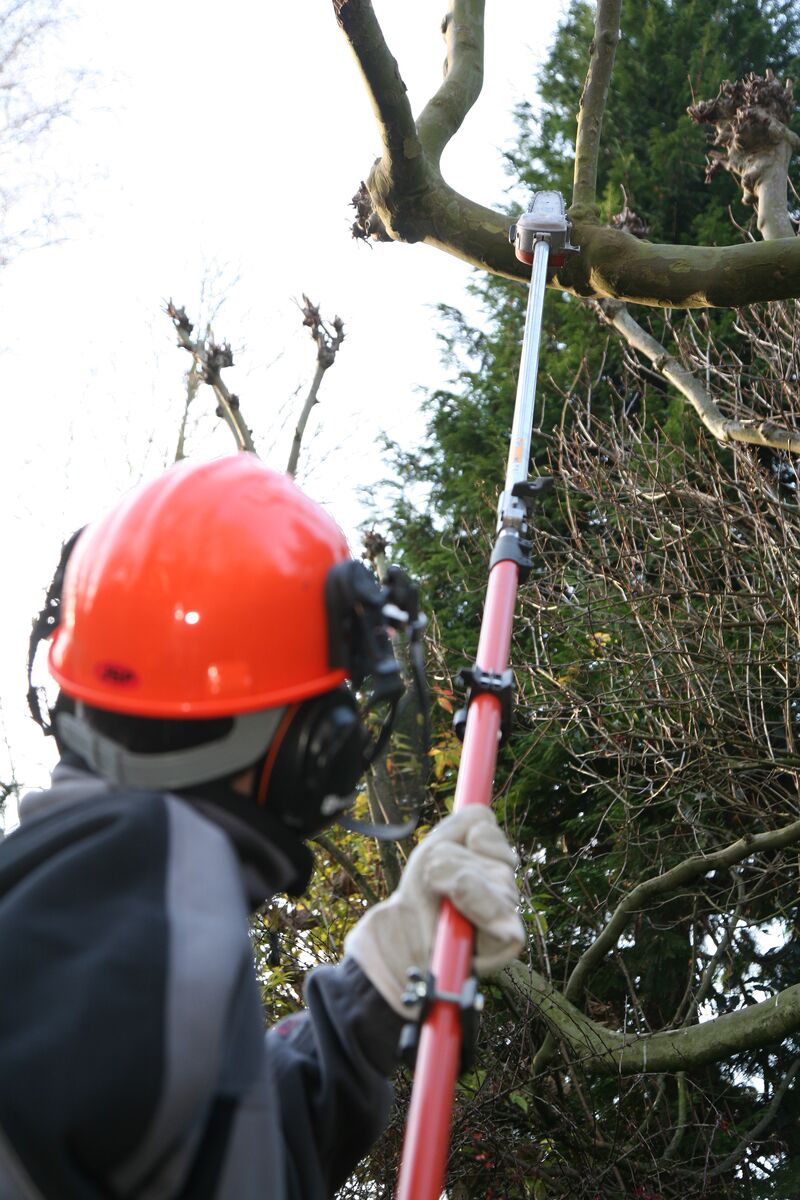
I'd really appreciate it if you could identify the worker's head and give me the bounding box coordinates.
[41,453,411,844]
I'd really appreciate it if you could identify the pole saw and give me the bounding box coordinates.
[395,192,577,1200]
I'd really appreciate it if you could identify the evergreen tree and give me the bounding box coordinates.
[367,2,800,1195]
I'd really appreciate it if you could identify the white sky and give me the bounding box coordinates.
[1,0,565,806]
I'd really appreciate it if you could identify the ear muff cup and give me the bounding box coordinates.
[256,687,366,835]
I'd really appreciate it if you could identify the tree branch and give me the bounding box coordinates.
[334,4,800,306]
[166,302,256,454]
[416,1,485,168]
[706,1058,800,1178]
[560,223,800,306]
[503,961,800,1076]
[174,359,200,462]
[597,297,800,453]
[365,777,403,894]
[572,0,622,215]
[660,1071,689,1161]
[333,0,428,236]
[564,815,800,1008]
[313,832,380,907]
[286,296,345,478]
[689,72,800,242]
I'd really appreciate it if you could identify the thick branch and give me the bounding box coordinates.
[335,4,800,306]
[503,962,800,1076]
[561,223,800,306]
[598,297,800,453]
[333,0,427,201]
[689,73,799,242]
[416,1,485,168]
[572,0,622,214]
[358,156,800,303]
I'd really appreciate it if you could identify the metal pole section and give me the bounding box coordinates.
[502,236,550,526]
[395,235,552,1200]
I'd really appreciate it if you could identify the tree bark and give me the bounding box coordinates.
[503,962,800,1076]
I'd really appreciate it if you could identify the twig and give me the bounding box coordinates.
[706,1058,800,1177]
[312,832,380,907]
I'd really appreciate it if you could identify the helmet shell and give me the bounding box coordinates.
[49,455,350,717]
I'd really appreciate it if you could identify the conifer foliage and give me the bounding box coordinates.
[360,2,800,1196]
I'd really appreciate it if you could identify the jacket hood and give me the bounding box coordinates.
[17,758,312,902]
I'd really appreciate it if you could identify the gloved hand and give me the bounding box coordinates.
[344,806,526,1016]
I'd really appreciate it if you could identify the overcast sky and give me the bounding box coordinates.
[1,0,565,809]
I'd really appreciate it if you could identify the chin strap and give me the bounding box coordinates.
[337,810,420,841]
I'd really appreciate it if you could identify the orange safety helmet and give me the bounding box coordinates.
[49,454,351,718]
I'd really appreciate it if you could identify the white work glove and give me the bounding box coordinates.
[344,806,526,1016]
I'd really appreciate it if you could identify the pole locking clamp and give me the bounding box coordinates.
[452,665,514,745]
[398,968,485,1074]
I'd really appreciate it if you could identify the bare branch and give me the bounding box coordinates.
[366,775,403,893]
[286,296,345,478]
[563,815,800,1009]
[174,360,201,463]
[572,0,622,215]
[334,5,800,308]
[597,297,800,453]
[706,1058,800,1178]
[660,1071,689,1162]
[562,222,800,306]
[165,301,256,454]
[333,0,427,221]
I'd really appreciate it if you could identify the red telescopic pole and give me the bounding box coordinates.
[395,194,576,1200]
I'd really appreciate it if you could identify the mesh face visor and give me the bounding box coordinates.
[27,527,86,734]
[326,562,430,840]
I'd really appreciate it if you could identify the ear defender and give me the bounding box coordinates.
[255,687,367,836]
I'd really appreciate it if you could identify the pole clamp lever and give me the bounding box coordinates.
[398,969,484,1074]
[496,475,554,532]
[452,665,514,745]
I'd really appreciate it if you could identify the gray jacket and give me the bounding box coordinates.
[0,764,403,1198]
